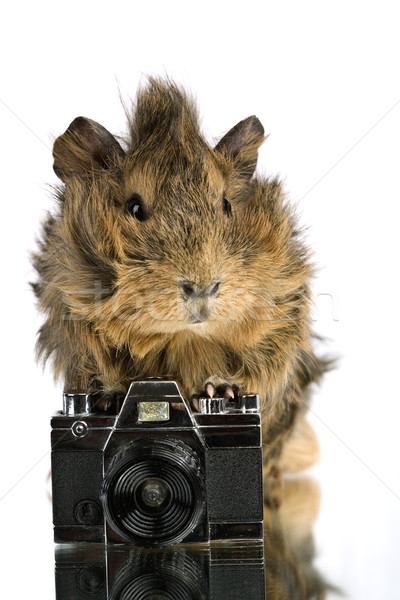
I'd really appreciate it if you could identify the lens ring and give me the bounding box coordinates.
[102,439,205,546]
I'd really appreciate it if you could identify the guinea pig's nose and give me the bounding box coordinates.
[179,281,197,299]
[208,281,221,296]
[179,280,221,299]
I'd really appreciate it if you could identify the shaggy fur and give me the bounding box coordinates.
[32,78,325,475]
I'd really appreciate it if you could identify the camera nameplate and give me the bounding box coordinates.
[137,401,170,422]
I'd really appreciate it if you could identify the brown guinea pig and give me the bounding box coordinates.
[32,78,326,484]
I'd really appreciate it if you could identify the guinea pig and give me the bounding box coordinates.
[32,78,326,488]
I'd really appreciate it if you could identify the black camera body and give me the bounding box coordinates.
[51,380,264,547]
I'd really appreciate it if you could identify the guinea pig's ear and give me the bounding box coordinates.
[214,116,265,179]
[53,117,125,182]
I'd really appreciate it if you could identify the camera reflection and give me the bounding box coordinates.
[54,476,335,600]
[55,539,265,599]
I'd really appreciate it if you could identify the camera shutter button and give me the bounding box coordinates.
[199,397,226,414]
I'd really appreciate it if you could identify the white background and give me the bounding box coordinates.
[1,1,400,598]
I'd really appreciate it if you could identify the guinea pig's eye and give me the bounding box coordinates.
[223,195,232,217]
[125,193,146,221]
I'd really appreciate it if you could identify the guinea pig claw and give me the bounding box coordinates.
[205,382,216,398]
[215,382,240,401]
[224,386,235,400]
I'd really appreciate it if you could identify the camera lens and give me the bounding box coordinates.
[137,478,172,513]
[102,439,205,546]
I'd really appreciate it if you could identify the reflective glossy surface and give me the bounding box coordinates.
[53,477,333,599]
[55,540,266,599]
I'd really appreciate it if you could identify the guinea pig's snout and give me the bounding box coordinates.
[179,280,220,300]
[178,279,221,324]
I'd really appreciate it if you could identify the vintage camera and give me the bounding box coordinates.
[55,541,266,600]
[51,380,264,547]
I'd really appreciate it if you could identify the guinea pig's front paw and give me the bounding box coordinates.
[190,377,241,411]
[86,378,125,413]
[196,376,240,401]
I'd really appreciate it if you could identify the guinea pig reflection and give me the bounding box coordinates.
[264,477,338,600]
